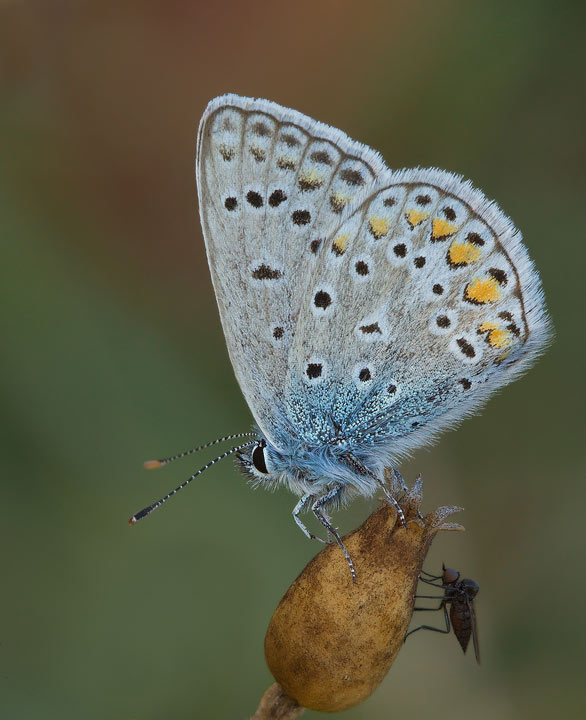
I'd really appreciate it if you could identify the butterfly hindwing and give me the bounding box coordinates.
[285,169,549,458]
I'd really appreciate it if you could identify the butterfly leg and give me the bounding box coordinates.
[346,452,407,528]
[390,465,425,521]
[374,475,407,527]
[389,465,408,493]
[292,494,326,543]
[404,603,451,641]
[312,486,357,584]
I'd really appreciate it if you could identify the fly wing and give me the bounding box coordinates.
[449,597,473,654]
[196,94,387,447]
[469,598,481,664]
[449,595,481,664]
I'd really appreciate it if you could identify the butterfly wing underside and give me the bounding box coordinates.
[196,94,387,446]
[284,170,550,457]
[197,94,550,459]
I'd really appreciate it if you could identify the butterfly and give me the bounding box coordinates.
[406,565,481,663]
[130,95,550,580]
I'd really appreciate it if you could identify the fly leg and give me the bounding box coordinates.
[404,602,451,641]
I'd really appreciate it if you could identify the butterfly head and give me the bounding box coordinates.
[237,432,338,492]
[236,430,385,500]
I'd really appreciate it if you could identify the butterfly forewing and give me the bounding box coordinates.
[196,95,386,446]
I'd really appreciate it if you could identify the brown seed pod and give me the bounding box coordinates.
[263,476,463,713]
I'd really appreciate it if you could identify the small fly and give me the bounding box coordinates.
[405,564,480,664]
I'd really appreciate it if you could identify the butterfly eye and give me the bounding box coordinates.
[252,442,269,474]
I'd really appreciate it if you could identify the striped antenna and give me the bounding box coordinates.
[142,433,257,469]
[129,440,256,525]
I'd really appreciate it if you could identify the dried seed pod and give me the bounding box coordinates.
[264,476,463,713]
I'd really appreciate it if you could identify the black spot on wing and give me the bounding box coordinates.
[269,189,287,207]
[456,338,476,358]
[359,322,381,334]
[246,190,263,208]
[340,168,365,186]
[314,290,331,309]
[358,368,371,382]
[415,194,431,206]
[310,150,332,165]
[251,264,282,280]
[292,209,311,226]
[306,363,322,379]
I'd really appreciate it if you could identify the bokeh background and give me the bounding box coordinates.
[1,1,584,718]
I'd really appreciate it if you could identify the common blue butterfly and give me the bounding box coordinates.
[130,95,550,580]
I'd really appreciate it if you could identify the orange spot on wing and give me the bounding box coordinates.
[431,218,458,239]
[405,209,429,228]
[479,320,515,351]
[465,277,502,304]
[299,169,324,190]
[487,328,512,348]
[478,321,498,332]
[448,241,482,266]
[330,191,349,212]
[332,234,349,255]
[368,216,390,239]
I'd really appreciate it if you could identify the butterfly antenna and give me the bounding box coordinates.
[129,440,257,524]
[142,432,257,469]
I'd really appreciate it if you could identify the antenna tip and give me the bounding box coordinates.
[143,459,163,470]
[128,515,137,525]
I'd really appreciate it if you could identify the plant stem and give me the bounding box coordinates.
[252,683,305,719]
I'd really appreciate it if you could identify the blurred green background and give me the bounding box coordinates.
[1,1,584,718]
